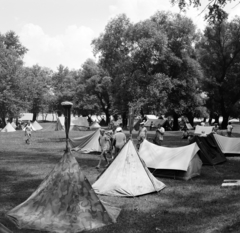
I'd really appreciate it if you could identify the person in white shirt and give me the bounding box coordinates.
[112,127,126,157]
[227,122,233,137]
[153,124,165,146]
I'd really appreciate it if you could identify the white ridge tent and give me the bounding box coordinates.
[213,134,240,155]
[11,122,17,129]
[139,140,202,180]
[194,125,214,135]
[32,121,43,130]
[69,129,102,153]
[92,140,166,197]
[1,123,16,132]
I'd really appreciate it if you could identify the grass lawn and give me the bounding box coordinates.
[1,122,240,233]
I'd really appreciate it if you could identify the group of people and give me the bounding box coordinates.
[96,126,127,169]
[137,122,165,147]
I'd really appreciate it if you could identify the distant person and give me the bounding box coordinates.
[227,122,233,137]
[153,124,165,146]
[96,129,111,169]
[212,123,219,134]
[137,122,148,149]
[113,127,126,158]
[24,121,34,144]
[150,121,154,131]
[182,128,189,139]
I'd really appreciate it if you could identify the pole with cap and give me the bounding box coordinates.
[61,101,73,151]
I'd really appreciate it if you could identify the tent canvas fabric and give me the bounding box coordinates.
[194,125,214,135]
[1,123,16,132]
[56,117,89,131]
[138,140,202,180]
[92,140,166,197]
[193,134,226,165]
[7,149,121,233]
[90,122,101,130]
[144,119,166,130]
[185,123,194,130]
[19,113,33,121]
[69,129,101,153]
[213,134,240,156]
[32,121,43,130]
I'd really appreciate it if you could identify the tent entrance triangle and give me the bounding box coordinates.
[92,139,165,197]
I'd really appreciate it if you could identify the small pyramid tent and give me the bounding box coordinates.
[139,140,202,180]
[193,134,226,165]
[32,121,43,130]
[213,134,240,156]
[92,140,165,197]
[7,149,121,233]
[90,122,101,130]
[69,129,101,153]
[1,123,16,132]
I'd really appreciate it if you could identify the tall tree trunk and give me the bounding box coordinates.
[1,117,6,127]
[33,113,37,122]
[121,112,128,129]
[173,113,179,131]
[214,115,219,124]
[221,113,229,129]
[186,113,194,126]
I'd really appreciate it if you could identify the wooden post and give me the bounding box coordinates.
[61,101,73,151]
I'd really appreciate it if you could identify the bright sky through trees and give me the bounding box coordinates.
[0,0,239,71]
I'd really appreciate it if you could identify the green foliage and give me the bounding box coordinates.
[196,17,240,126]
[0,32,27,124]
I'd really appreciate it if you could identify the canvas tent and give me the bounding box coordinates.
[138,140,202,180]
[194,125,214,135]
[55,116,89,131]
[19,113,33,121]
[32,121,43,130]
[144,119,166,130]
[1,123,16,132]
[193,134,226,165]
[69,129,101,153]
[213,134,240,156]
[92,140,165,197]
[90,122,101,130]
[7,149,121,233]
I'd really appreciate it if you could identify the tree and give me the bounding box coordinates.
[0,31,27,126]
[171,0,238,23]
[196,17,240,128]
[20,65,53,121]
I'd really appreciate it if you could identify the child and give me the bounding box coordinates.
[96,129,111,169]
[24,121,34,144]
[227,122,233,137]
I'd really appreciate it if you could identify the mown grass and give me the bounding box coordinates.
[0,122,240,233]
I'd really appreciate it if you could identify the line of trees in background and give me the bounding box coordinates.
[1,9,240,129]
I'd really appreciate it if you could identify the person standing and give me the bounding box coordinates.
[24,121,34,144]
[137,122,148,149]
[113,127,126,157]
[227,122,233,137]
[96,129,111,169]
[153,124,165,146]
[212,123,219,134]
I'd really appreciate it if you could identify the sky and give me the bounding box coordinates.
[0,0,239,71]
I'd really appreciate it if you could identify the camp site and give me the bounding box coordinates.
[1,1,240,233]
